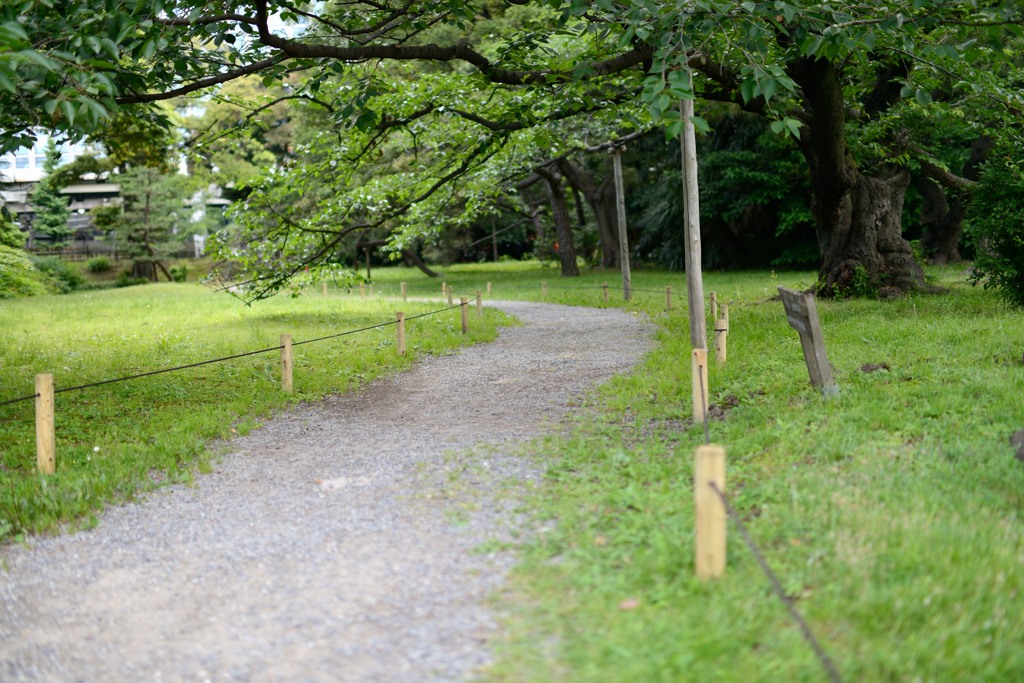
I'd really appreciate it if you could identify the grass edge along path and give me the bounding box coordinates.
[0,282,505,542]
[481,265,1024,683]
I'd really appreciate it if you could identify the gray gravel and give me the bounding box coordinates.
[0,301,655,683]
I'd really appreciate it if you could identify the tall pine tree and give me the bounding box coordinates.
[31,140,72,248]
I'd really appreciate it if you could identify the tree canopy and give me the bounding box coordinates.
[1,1,1021,298]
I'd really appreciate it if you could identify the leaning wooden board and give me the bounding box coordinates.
[778,286,839,397]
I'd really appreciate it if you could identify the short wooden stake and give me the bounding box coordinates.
[602,281,609,303]
[475,290,482,317]
[487,281,492,296]
[359,283,365,298]
[715,305,729,365]
[692,348,709,425]
[711,291,719,322]
[442,281,447,299]
[541,281,547,301]
[35,373,55,474]
[401,282,407,301]
[460,297,469,334]
[368,284,374,296]
[694,444,727,580]
[396,312,406,356]
[280,334,293,394]
[447,285,453,305]
[666,285,673,312]
[322,281,328,296]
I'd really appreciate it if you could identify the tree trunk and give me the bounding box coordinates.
[815,168,921,296]
[536,166,580,276]
[556,157,618,268]
[790,57,924,297]
[357,239,440,278]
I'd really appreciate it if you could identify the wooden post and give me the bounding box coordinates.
[487,281,492,296]
[368,284,374,296]
[401,282,407,301]
[447,285,453,305]
[612,146,632,301]
[280,334,293,394]
[666,286,673,312]
[359,283,365,298]
[396,312,406,356]
[475,290,482,317]
[442,281,447,299]
[715,305,729,365]
[602,281,609,303]
[322,281,328,296]
[711,291,718,322]
[694,444,726,580]
[692,348,709,424]
[460,297,469,334]
[35,373,55,474]
[541,281,547,301]
[680,93,707,350]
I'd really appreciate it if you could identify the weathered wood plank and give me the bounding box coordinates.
[778,286,839,397]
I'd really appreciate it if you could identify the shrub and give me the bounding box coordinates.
[169,264,188,282]
[86,256,113,273]
[966,142,1024,307]
[115,271,150,288]
[0,245,48,298]
[30,255,85,294]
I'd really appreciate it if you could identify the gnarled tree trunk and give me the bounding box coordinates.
[791,56,924,296]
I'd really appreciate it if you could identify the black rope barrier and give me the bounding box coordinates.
[709,482,846,683]
[697,360,844,683]
[1,302,468,405]
[0,393,39,408]
[291,320,396,347]
[54,344,285,395]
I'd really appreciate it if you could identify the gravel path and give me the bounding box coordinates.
[0,302,655,683]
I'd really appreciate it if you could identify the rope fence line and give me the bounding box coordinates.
[0,393,40,408]
[695,343,844,683]
[1,300,478,473]
[710,481,846,683]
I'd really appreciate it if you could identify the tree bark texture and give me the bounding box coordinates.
[536,166,580,277]
[790,57,924,296]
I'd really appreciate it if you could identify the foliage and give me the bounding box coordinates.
[0,244,47,298]
[966,136,1024,307]
[0,282,504,541]
[0,209,26,248]
[169,263,188,282]
[86,256,112,273]
[30,139,72,247]
[30,255,85,293]
[633,112,814,270]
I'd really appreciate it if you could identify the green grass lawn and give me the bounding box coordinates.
[3,259,1022,680]
[0,280,504,541]
[475,263,1024,682]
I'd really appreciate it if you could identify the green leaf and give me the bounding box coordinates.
[690,116,710,134]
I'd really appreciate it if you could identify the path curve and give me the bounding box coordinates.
[0,302,655,682]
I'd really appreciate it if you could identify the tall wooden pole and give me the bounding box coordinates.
[680,89,707,350]
[612,146,632,302]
